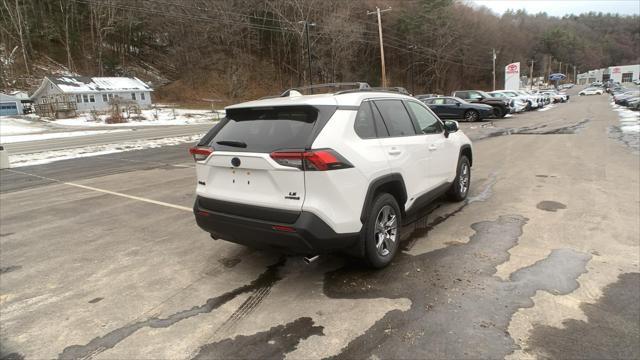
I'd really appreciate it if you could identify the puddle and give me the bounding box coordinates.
[193,317,323,359]
[325,215,591,359]
[527,272,639,359]
[536,201,567,212]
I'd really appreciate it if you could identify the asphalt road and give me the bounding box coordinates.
[1,91,638,359]
[2,123,213,155]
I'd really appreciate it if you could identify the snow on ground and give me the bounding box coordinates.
[1,129,131,143]
[9,133,205,167]
[52,108,224,127]
[611,102,640,133]
[0,116,48,135]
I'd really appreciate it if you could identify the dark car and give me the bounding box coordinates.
[451,90,510,118]
[421,96,494,122]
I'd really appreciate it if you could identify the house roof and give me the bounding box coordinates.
[1,92,22,102]
[47,76,153,94]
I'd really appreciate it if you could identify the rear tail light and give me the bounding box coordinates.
[270,149,353,171]
[189,146,213,161]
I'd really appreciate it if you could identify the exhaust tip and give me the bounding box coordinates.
[303,255,320,264]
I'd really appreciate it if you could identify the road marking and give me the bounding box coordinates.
[5,169,192,212]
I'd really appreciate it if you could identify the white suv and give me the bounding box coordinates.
[190,86,473,268]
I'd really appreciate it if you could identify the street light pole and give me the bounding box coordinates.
[492,48,496,91]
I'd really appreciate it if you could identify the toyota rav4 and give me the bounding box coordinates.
[190,86,473,268]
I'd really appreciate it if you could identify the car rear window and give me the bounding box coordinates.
[203,106,328,152]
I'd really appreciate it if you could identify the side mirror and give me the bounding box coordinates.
[456,102,461,106]
[444,120,459,137]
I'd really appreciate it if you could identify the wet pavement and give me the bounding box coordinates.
[1,89,639,359]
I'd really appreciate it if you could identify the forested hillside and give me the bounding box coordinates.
[1,0,638,104]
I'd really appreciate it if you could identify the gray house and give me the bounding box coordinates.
[31,76,153,118]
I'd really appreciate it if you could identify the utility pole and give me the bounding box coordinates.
[558,61,562,73]
[408,44,416,94]
[529,59,535,89]
[492,48,496,91]
[368,7,392,87]
[573,65,577,83]
[298,21,315,89]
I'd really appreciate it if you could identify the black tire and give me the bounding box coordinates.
[525,101,532,111]
[363,193,401,269]
[492,106,505,118]
[464,110,479,122]
[447,156,471,202]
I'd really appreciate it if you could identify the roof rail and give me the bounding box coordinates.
[280,82,370,97]
[335,86,411,96]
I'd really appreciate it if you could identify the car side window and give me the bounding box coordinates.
[373,100,417,137]
[456,91,468,99]
[444,98,459,105]
[405,101,444,135]
[353,102,377,139]
[433,98,445,105]
[468,91,483,100]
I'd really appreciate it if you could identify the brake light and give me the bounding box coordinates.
[270,149,353,171]
[189,147,213,161]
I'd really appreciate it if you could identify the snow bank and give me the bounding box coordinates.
[0,116,48,136]
[52,108,223,127]
[9,134,205,167]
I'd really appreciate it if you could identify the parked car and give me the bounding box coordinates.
[579,87,604,95]
[415,94,442,100]
[190,86,473,268]
[421,96,494,121]
[626,96,640,110]
[614,90,640,106]
[590,81,603,87]
[519,90,547,107]
[539,90,569,103]
[451,90,510,118]
[488,90,529,113]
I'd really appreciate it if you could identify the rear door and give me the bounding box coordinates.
[372,99,425,202]
[194,105,332,211]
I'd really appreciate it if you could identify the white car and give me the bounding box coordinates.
[579,87,604,95]
[540,90,569,103]
[190,84,473,268]
[495,90,539,110]
[488,91,527,113]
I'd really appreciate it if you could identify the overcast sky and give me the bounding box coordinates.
[471,0,640,17]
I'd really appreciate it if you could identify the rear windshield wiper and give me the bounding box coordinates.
[216,140,247,148]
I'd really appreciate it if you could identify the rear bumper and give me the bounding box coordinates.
[193,196,360,255]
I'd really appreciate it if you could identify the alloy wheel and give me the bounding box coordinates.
[374,205,397,257]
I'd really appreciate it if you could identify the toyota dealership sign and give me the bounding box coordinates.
[505,62,520,90]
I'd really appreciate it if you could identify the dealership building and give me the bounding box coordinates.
[577,64,640,85]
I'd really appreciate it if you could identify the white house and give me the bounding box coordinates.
[31,76,153,117]
[0,92,24,116]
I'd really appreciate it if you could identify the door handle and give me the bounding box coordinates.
[428,144,438,151]
[388,148,401,155]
